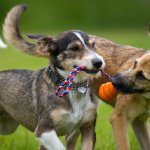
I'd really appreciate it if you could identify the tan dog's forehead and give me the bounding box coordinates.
[136,53,150,74]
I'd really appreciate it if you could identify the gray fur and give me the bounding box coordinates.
[3,4,37,55]
[1,4,101,150]
[0,68,72,133]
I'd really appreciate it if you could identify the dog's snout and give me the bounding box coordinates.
[112,74,129,93]
[92,59,102,69]
[111,75,119,87]
[112,74,124,86]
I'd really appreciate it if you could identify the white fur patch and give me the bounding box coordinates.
[73,32,105,69]
[73,32,89,50]
[39,131,66,150]
[0,38,7,48]
[68,89,95,124]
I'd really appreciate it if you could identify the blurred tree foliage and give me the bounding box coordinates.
[1,0,150,33]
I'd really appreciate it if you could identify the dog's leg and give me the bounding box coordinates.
[37,130,66,150]
[0,110,19,135]
[132,118,150,150]
[80,122,96,150]
[110,110,129,150]
[66,129,80,150]
[36,120,66,150]
[110,94,131,150]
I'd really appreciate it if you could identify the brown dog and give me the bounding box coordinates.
[91,37,150,150]
[111,52,150,150]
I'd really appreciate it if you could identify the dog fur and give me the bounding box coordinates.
[111,52,150,150]
[2,4,106,150]
[3,4,150,150]
[90,35,150,150]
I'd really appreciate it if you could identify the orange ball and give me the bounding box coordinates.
[99,82,118,101]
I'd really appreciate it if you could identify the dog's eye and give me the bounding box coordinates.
[91,42,95,47]
[136,71,146,80]
[71,45,80,51]
[133,61,137,69]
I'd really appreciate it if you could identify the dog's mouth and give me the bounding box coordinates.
[73,65,100,74]
[73,65,112,80]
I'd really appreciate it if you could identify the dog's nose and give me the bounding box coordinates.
[112,74,127,92]
[92,59,102,69]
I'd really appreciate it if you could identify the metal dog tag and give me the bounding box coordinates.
[78,87,87,94]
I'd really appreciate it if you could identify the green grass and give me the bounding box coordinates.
[0,126,38,150]
[0,28,149,150]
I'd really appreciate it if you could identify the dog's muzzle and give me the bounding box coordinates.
[92,58,102,69]
[112,74,145,94]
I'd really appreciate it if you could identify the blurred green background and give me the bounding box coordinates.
[0,0,150,150]
[1,0,150,33]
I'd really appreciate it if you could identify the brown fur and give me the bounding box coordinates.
[90,36,150,149]
[110,53,150,150]
[91,35,145,103]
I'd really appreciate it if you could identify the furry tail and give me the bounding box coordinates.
[3,4,37,55]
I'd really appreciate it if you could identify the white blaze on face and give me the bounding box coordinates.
[73,32,90,51]
[73,32,105,69]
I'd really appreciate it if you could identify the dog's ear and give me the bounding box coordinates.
[27,34,58,57]
[26,34,44,39]
[37,36,58,54]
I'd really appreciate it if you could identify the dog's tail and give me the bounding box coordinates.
[3,4,38,55]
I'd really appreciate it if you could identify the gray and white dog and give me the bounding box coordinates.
[1,4,105,150]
